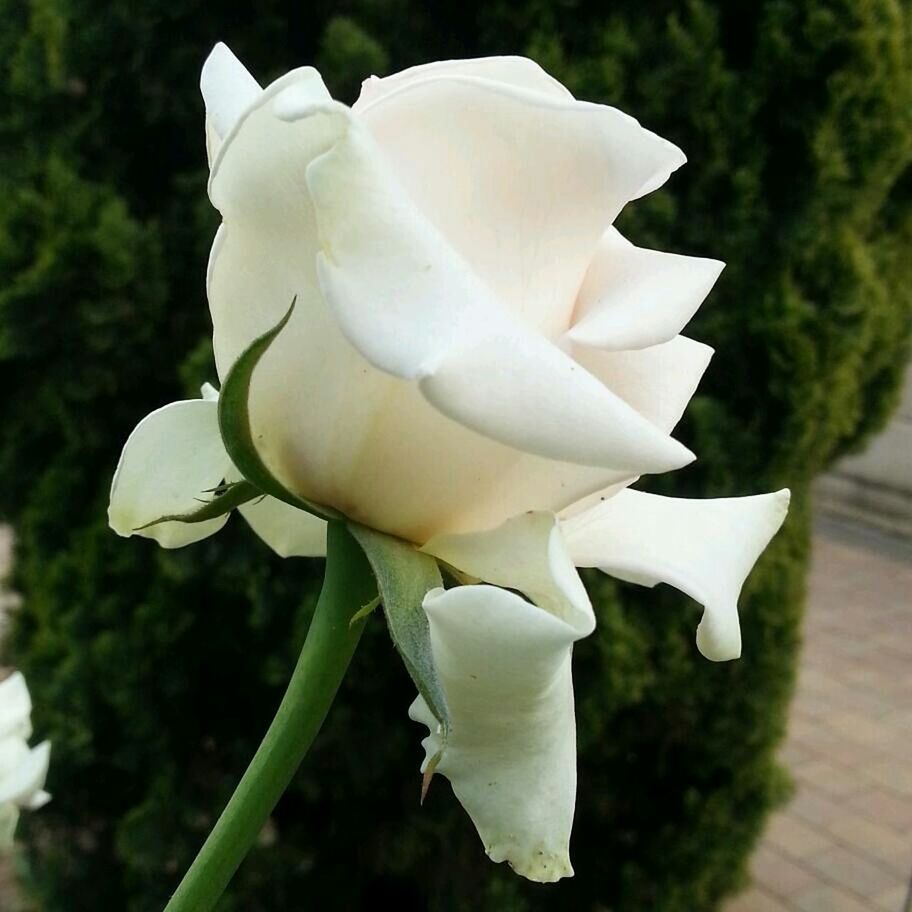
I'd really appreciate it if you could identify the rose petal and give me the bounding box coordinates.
[200,43,263,165]
[308,119,694,475]
[238,495,327,558]
[552,332,713,518]
[26,789,51,811]
[433,457,635,538]
[562,488,791,661]
[354,55,573,110]
[206,78,354,375]
[0,673,31,741]
[573,335,713,432]
[567,228,724,350]
[359,75,686,335]
[413,514,591,879]
[108,400,231,548]
[422,511,594,634]
[0,740,50,807]
[207,87,418,530]
[410,584,585,882]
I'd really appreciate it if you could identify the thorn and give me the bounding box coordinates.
[420,750,442,805]
[420,768,435,805]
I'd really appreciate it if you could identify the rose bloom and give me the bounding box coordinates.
[109,45,788,881]
[0,672,51,850]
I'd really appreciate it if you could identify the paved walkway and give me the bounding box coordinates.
[726,517,912,912]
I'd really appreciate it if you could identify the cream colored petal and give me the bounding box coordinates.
[27,789,51,811]
[552,336,712,519]
[422,511,593,633]
[308,119,694,475]
[0,673,31,741]
[206,75,343,377]
[238,495,327,558]
[562,488,791,661]
[206,81,417,534]
[573,335,713,433]
[108,400,231,548]
[567,228,724,350]
[410,584,584,882]
[0,740,50,807]
[354,56,573,110]
[200,42,263,166]
[359,75,685,335]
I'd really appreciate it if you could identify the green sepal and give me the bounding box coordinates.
[348,523,451,743]
[133,479,263,531]
[217,298,340,523]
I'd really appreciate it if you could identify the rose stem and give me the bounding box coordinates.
[163,520,376,912]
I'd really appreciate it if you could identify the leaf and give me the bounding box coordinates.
[217,298,340,522]
[133,479,262,531]
[349,523,451,743]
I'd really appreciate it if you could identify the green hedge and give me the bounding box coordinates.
[1,2,910,910]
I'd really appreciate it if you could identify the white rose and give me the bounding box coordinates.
[109,44,789,882]
[0,671,51,850]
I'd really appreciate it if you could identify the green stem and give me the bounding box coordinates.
[164,520,376,912]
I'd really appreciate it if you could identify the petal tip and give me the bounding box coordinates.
[697,609,741,662]
[200,41,241,91]
[696,620,742,662]
[488,843,574,883]
[665,438,697,472]
[272,82,340,123]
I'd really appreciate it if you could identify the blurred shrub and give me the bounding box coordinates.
[1,1,910,910]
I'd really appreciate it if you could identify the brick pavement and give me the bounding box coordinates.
[726,517,912,912]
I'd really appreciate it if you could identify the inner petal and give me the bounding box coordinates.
[358,75,684,337]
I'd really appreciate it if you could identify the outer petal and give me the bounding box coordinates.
[573,335,713,433]
[567,228,724,350]
[410,584,584,882]
[308,118,694,475]
[359,75,686,335]
[238,495,327,558]
[0,673,31,741]
[206,74,341,379]
[0,740,50,807]
[562,488,791,661]
[414,513,592,879]
[551,332,713,519]
[354,56,573,110]
[422,511,593,633]
[200,43,263,166]
[108,400,231,548]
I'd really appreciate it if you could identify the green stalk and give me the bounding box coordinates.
[164,520,376,912]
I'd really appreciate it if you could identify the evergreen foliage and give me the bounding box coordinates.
[1,2,909,909]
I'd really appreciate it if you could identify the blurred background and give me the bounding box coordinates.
[0,1,910,910]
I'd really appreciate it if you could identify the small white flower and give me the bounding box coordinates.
[0,671,51,850]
